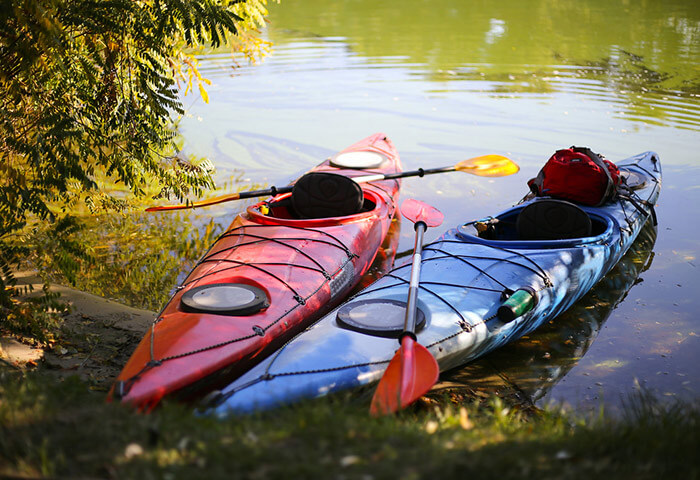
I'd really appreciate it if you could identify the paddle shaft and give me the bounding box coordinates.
[228,168,439,199]
[236,185,293,199]
[147,155,516,212]
[145,185,294,211]
[147,169,447,211]
[353,166,455,184]
[403,221,427,337]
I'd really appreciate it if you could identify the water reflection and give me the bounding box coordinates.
[261,0,700,130]
[431,220,657,410]
[352,215,402,292]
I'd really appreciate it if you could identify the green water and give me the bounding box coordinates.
[176,0,700,414]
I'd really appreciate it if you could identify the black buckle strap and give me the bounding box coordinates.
[572,146,616,206]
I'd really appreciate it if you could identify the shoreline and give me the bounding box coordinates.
[1,271,155,389]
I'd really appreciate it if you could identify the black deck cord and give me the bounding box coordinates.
[208,176,406,404]
[614,166,658,230]
[353,238,552,317]
[220,255,509,395]
[118,165,401,399]
[202,234,347,273]
[181,237,359,290]
[116,255,357,398]
[213,239,559,399]
[391,239,550,285]
[198,260,332,280]
[214,356,393,404]
[216,271,511,398]
[217,224,354,257]
[179,223,353,292]
[423,240,552,285]
[161,255,356,360]
[421,247,515,290]
[183,237,354,290]
[197,234,347,273]
[215,166,661,398]
[373,273,471,326]
[378,254,509,293]
[179,224,356,291]
[115,227,357,397]
[619,192,657,226]
[190,259,320,303]
[621,162,660,225]
[191,231,356,303]
[355,244,552,328]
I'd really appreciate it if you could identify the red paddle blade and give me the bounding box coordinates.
[370,336,439,416]
[400,199,444,227]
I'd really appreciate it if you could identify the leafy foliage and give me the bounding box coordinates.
[0,0,273,338]
[34,211,224,312]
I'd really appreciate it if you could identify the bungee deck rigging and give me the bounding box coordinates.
[211,237,557,403]
[185,224,357,301]
[206,151,661,415]
[110,133,403,409]
[114,225,360,399]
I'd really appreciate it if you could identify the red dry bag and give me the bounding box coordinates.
[528,146,620,206]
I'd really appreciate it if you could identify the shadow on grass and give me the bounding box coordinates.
[1,367,697,479]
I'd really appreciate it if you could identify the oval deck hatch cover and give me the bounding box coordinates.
[181,283,269,316]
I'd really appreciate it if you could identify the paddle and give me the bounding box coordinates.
[369,199,443,416]
[145,185,295,212]
[145,155,518,212]
[355,154,519,183]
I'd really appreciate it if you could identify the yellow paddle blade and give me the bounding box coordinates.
[455,155,519,177]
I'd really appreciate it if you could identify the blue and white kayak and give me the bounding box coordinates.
[205,151,661,415]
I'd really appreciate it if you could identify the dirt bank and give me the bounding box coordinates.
[1,272,154,391]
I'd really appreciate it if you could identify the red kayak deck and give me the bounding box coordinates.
[110,133,402,409]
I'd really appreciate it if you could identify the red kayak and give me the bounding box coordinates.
[110,133,402,409]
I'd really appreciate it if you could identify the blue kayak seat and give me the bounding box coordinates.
[516,199,592,241]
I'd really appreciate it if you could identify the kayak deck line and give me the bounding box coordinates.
[211,244,556,384]
[118,263,354,400]
[204,152,661,415]
[119,225,359,366]
[179,224,358,299]
[209,242,557,402]
[111,133,404,409]
[114,227,362,398]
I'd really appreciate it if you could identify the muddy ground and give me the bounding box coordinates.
[1,272,155,391]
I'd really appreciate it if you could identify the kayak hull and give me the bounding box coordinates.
[111,133,402,409]
[208,151,661,415]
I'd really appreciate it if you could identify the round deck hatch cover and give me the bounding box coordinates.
[330,151,387,169]
[181,283,269,316]
[336,299,426,338]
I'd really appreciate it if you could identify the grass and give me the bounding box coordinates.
[1,366,698,479]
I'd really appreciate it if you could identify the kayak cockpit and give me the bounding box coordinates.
[247,187,384,227]
[255,193,377,221]
[457,198,615,249]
